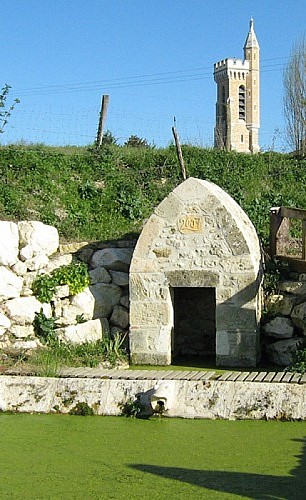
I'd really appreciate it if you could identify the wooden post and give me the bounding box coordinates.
[96,95,109,147]
[269,207,282,259]
[172,125,187,181]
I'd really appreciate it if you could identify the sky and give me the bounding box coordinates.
[1,0,305,150]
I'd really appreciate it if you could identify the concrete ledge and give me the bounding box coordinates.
[0,375,306,420]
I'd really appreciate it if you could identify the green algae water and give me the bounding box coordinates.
[0,415,305,499]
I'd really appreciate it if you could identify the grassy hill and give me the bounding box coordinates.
[0,143,305,246]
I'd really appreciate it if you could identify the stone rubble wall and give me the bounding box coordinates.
[0,220,136,351]
[263,274,306,365]
[0,375,305,420]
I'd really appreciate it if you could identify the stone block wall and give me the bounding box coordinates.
[129,178,263,367]
[0,220,136,352]
[263,274,306,365]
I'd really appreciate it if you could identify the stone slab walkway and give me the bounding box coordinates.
[58,367,306,384]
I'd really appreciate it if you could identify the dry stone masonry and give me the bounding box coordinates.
[1,179,305,369]
[0,220,134,352]
[263,274,306,365]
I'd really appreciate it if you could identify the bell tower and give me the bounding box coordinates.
[214,19,260,153]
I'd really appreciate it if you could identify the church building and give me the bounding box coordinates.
[214,19,260,153]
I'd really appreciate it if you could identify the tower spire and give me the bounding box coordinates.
[244,17,259,49]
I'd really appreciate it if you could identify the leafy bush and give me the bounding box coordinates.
[263,258,289,295]
[33,309,58,346]
[120,398,145,418]
[124,135,153,148]
[287,348,306,374]
[32,261,90,303]
[69,402,94,416]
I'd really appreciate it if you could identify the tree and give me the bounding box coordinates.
[124,135,153,148]
[0,84,20,134]
[102,130,117,145]
[283,37,306,158]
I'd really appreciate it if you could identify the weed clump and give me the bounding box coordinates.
[69,402,94,416]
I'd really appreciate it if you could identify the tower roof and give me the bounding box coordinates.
[244,18,259,49]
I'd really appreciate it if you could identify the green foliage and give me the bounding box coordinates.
[32,261,90,303]
[124,135,153,148]
[0,143,305,245]
[32,274,58,303]
[263,258,289,295]
[287,347,306,374]
[102,332,128,365]
[101,130,117,145]
[33,309,58,346]
[52,261,90,295]
[0,84,20,134]
[31,348,61,377]
[30,310,128,370]
[69,402,94,416]
[120,398,145,418]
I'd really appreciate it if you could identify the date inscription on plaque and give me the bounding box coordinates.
[178,216,203,234]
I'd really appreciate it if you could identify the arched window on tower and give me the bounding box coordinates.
[239,85,246,120]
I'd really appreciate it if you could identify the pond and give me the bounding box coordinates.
[1,414,306,499]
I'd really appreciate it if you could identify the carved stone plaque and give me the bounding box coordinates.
[178,215,203,234]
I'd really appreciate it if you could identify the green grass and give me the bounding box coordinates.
[0,414,305,499]
[0,143,305,245]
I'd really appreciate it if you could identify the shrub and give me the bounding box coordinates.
[287,348,306,374]
[32,261,90,303]
[33,309,58,346]
[120,398,145,418]
[69,402,94,416]
[124,135,153,148]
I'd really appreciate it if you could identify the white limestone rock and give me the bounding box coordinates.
[24,254,49,271]
[91,248,133,271]
[0,221,19,266]
[9,324,35,339]
[89,267,111,285]
[0,267,23,299]
[12,340,41,350]
[56,318,109,344]
[109,271,129,287]
[21,272,36,297]
[0,313,11,336]
[266,338,303,366]
[5,297,51,325]
[263,316,294,339]
[110,305,129,329]
[53,285,70,300]
[44,253,73,273]
[11,260,28,276]
[69,287,95,315]
[18,221,59,257]
[19,245,34,261]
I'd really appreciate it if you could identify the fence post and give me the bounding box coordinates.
[172,125,187,180]
[269,207,282,259]
[96,95,110,147]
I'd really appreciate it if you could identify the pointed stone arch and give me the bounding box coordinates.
[129,177,263,367]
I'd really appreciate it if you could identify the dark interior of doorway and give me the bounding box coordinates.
[172,287,216,364]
